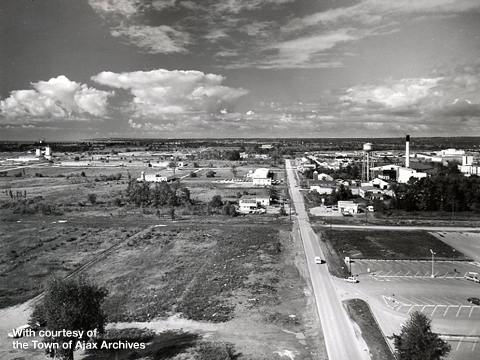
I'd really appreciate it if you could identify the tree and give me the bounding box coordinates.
[206,170,216,178]
[34,278,108,360]
[393,311,451,360]
[209,195,224,208]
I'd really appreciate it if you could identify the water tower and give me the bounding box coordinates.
[362,142,373,182]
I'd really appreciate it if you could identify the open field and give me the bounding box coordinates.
[0,160,321,360]
[0,216,323,360]
[314,228,469,261]
[0,217,140,308]
[0,163,286,211]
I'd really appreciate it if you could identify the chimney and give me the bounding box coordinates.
[405,135,410,168]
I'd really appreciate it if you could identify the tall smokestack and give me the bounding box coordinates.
[405,135,410,168]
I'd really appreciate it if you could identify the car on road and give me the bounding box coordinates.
[467,297,480,305]
[314,256,323,264]
[344,276,359,283]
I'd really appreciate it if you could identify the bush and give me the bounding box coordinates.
[209,195,223,208]
[195,342,239,360]
[206,170,216,178]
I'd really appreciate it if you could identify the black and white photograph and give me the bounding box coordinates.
[1,1,480,359]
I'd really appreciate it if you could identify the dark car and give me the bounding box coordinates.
[467,297,480,305]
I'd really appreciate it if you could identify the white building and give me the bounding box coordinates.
[238,195,270,212]
[438,149,465,157]
[252,168,272,186]
[397,167,428,183]
[137,172,176,183]
[337,201,359,214]
[309,180,337,195]
[459,155,480,176]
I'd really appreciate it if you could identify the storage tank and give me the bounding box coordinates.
[363,143,373,152]
[45,146,52,156]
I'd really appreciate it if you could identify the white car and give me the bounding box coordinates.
[314,256,323,264]
[344,276,359,283]
[464,275,480,283]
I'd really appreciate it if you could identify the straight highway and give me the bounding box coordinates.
[285,160,369,360]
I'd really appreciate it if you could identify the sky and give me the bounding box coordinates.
[1,0,480,141]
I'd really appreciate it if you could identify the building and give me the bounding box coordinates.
[317,173,334,181]
[238,195,271,213]
[368,178,391,190]
[459,155,480,176]
[137,172,176,183]
[309,180,337,195]
[337,201,359,214]
[438,148,465,157]
[371,164,428,183]
[251,168,273,186]
[359,186,386,200]
[397,167,428,183]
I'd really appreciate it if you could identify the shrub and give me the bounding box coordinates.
[209,195,223,208]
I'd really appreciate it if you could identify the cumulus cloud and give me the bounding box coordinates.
[339,78,442,109]
[92,69,248,116]
[0,76,113,121]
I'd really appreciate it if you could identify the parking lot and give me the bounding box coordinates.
[382,294,480,319]
[442,336,480,360]
[352,259,480,279]
[336,258,480,359]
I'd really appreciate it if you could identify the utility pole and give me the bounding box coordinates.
[430,249,435,278]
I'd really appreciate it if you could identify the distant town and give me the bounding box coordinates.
[1,136,480,360]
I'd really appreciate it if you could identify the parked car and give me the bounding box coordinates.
[344,276,359,283]
[314,256,323,264]
[464,274,480,283]
[467,297,480,305]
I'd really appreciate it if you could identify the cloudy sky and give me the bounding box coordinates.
[1,0,480,140]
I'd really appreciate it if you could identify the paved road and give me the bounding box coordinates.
[286,160,369,360]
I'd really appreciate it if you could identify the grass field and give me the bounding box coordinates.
[0,216,141,309]
[314,228,469,261]
[343,299,395,360]
[82,222,287,323]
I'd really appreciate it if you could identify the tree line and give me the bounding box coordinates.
[125,179,191,208]
[391,165,480,212]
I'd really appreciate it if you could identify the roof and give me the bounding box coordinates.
[252,168,270,178]
[240,195,269,200]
